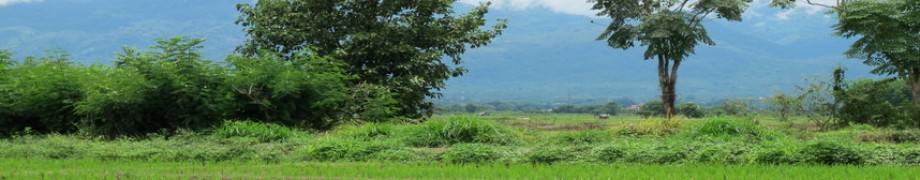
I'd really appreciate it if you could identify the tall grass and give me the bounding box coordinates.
[404,116,517,147]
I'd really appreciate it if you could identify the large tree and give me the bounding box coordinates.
[772,0,920,127]
[590,0,753,118]
[235,0,507,119]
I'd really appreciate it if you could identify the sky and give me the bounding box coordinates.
[0,0,874,103]
[457,0,839,20]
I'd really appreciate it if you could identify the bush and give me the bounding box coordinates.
[678,103,705,118]
[754,148,800,165]
[687,117,770,140]
[552,130,612,145]
[691,143,755,164]
[0,51,84,135]
[836,79,915,128]
[799,141,865,165]
[299,139,399,161]
[223,50,352,129]
[527,147,576,165]
[636,101,664,117]
[612,119,680,136]
[213,120,295,142]
[626,145,687,164]
[349,122,398,140]
[404,116,515,147]
[441,143,500,164]
[589,145,627,163]
[76,37,228,136]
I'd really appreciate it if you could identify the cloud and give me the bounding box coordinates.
[0,0,43,6]
[460,0,838,20]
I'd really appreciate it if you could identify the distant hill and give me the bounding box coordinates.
[0,1,883,105]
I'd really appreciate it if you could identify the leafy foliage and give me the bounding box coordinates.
[836,0,920,127]
[0,50,84,135]
[224,51,351,129]
[235,0,507,118]
[404,116,515,147]
[678,103,705,118]
[836,79,915,128]
[76,37,227,136]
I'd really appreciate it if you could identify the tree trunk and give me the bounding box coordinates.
[657,55,680,119]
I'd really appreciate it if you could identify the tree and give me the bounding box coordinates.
[235,0,507,119]
[590,0,754,118]
[771,0,920,127]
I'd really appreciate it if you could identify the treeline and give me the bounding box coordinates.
[766,68,917,129]
[0,38,398,136]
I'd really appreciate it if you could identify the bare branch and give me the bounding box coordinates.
[806,0,845,12]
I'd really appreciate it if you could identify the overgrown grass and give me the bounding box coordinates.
[213,120,297,142]
[403,116,517,147]
[1,115,919,166]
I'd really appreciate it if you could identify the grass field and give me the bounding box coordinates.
[1,158,918,179]
[1,114,919,179]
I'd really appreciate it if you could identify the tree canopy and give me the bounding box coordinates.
[235,0,507,118]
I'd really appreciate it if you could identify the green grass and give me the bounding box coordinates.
[1,158,917,179]
[1,114,920,179]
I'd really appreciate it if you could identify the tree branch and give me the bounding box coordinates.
[806,0,845,12]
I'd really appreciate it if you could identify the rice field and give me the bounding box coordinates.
[1,158,917,179]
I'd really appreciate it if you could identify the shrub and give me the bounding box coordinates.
[589,145,627,163]
[636,101,664,117]
[692,143,755,164]
[687,117,770,140]
[626,145,687,164]
[0,51,84,135]
[404,116,515,147]
[799,141,865,165]
[527,147,576,165]
[552,130,612,145]
[678,103,705,118]
[213,120,295,142]
[349,122,397,140]
[76,37,228,136]
[441,143,500,164]
[754,148,800,165]
[299,139,400,162]
[372,149,431,162]
[612,119,680,136]
[836,79,915,128]
[223,50,352,129]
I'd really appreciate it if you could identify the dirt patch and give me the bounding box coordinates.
[503,122,608,131]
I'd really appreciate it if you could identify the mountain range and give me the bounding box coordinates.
[0,0,882,105]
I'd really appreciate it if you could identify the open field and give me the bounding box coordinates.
[1,159,918,179]
[1,114,919,179]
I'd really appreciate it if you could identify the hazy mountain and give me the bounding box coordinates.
[0,0,882,105]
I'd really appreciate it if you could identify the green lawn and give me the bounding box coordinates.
[1,158,917,179]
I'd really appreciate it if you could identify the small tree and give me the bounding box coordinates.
[591,0,754,118]
[767,91,802,121]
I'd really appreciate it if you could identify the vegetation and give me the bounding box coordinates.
[4,159,920,179]
[591,0,753,118]
[1,0,919,179]
[235,0,507,118]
